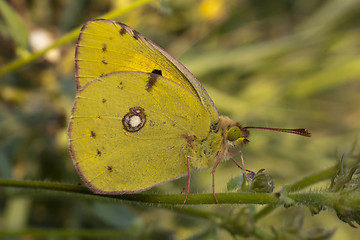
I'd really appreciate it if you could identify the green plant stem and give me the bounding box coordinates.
[0,0,154,78]
[282,165,337,192]
[0,178,279,205]
[0,164,340,212]
[0,164,350,240]
[0,175,350,208]
[0,178,91,194]
[254,165,337,221]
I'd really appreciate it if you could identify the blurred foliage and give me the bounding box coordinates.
[0,0,360,239]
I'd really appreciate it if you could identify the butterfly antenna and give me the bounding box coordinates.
[244,126,311,137]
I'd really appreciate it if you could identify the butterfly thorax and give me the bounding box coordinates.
[188,116,249,170]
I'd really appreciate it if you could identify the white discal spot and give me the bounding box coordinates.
[129,115,141,128]
[122,107,146,132]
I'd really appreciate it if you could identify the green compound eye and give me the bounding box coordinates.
[227,126,242,141]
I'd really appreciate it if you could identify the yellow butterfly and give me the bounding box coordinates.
[68,19,311,208]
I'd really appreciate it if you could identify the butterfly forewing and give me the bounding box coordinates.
[75,19,219,122]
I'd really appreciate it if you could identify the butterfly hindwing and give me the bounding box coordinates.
[69,71,211,192]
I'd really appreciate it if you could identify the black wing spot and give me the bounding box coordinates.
[146,72,160,92]
[96,149,102,157]
[102,98,107,103]
[102,60,108,65]
[117,81,124,90]
[91,131,96,138]
[102,44,107,52]
[107,166,113,172]
[151,69,162,76]
[119,28,126,36]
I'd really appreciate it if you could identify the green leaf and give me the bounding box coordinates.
[0,0,29,51]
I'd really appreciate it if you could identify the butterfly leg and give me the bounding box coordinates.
[211,133,227,204]
[181,155,192,211]
[211,152,223,203]
[228,150,255,181]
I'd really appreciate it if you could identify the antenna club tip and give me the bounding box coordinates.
[303,129,312,137]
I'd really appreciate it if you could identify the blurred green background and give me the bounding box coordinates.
[0,0,359,239]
